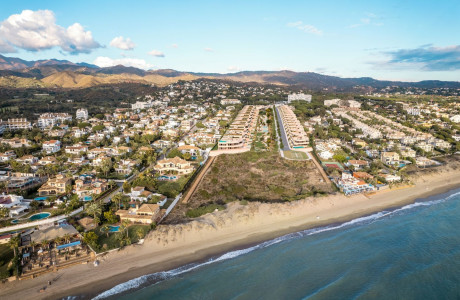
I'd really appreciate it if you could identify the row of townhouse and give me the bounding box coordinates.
[278,105,309,148]
[218,105,259,150]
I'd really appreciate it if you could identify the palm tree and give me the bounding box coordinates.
[85,202,102,223]
[101,225,110,238]
[120,219,131,238]
[8,235,20,257]
[54,236,64,246]
[136,228,144,241]
[29,240,37,253]
[63,233,72,244]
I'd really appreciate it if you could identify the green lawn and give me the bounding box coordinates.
[95,224,150,252]
[284,150,308,160]
[0,244,14,279]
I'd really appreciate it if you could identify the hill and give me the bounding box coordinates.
[0,54,459,90]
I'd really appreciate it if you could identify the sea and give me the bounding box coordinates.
[90,188,460,300]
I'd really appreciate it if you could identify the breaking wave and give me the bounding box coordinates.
[92,190,460,299]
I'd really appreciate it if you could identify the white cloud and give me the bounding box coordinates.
[0,9,100,54]
[171,44,178,48]
[0,38,15,53]
[204,47,214,52]
[348,12,383,28]
[287,21,322,35]
[110,36,135,50]
[93,56,154,70]
[148,50,165,57]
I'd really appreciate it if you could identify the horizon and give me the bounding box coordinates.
[0,1,459,82]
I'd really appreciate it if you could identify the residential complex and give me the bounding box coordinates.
[278,105,309,148]
[218,105,259,150]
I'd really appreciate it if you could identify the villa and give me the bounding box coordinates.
[154,157,194,175]
[37,174,72,196]
[42,140,61,154]
[116,203,161,224]
[74,178,109,199]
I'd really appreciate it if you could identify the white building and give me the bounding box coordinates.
[288,93,312,103]
[324,99,341,107]
[42,140,61,154]
[450,115,460,123]
[2,119,32,130]
[38,113,72,129]
[76,108,89,120]
[221,99,241,105]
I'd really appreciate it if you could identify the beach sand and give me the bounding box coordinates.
[1,167,460,300]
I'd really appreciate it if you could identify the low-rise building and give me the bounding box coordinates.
[154,157,194,175]
[116,203,161,224]
[38,174,72,196]
[42,140,61,154]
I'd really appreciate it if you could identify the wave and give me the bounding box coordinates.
[92,190,460,299]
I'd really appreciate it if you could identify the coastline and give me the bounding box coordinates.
[1,167,460,300]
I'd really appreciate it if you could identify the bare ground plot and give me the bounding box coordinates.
[163,151,334,224]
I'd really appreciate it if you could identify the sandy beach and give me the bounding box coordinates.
[1,166,460,300]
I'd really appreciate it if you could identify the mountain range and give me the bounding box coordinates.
[0,54,459,90]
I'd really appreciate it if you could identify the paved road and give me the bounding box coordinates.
[275,106,291,151]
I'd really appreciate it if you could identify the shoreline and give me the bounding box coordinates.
[1,168,460,300]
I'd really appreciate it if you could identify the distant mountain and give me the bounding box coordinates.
[0,54,96,71]
[0,54,459,90]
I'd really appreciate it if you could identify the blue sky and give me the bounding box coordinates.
[0,0,459,81]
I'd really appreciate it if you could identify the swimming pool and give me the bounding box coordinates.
[28,212,51,221]
[34,197,48,201]
[11,219,19,224]
[108,225,120,232]
[83,196,93,201]
[158,175,177,180]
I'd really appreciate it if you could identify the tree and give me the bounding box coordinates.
[333,154,347,163]
[183,152,192,161]
[112,193,124,209]
[167,148,183,159]
[123,181,131,193]
[136,228,144,241]
[101,225,110,238]
[120,219,131,238]
[100,158,113,177]
[86,202,102,225]
[83,232,98,249]
[104,210,118,224]
[8,235,20,257]
[0,207,9,219]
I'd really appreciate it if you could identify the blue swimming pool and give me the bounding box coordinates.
[158,175,177,180]
[83,196,93,201]
[11,219,19,224]
[108,225,120,232]
[34,197,48,201]
[28,212,51,221]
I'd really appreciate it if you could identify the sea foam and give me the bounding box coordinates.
[92,190,460,299]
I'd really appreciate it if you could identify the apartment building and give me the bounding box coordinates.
[76,108,89,120]
[218,105,259,150]
[38,113,72,129]
[42,140,61,154]
[278,105,309,148]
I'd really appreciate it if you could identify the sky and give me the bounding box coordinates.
[0,0,459,82]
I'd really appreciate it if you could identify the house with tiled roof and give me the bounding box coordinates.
[116,203,160,224]
[154,157,194,175]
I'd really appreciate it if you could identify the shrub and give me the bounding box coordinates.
[186,204,225,218]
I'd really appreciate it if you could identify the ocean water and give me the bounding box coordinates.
[93,188,460,300]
